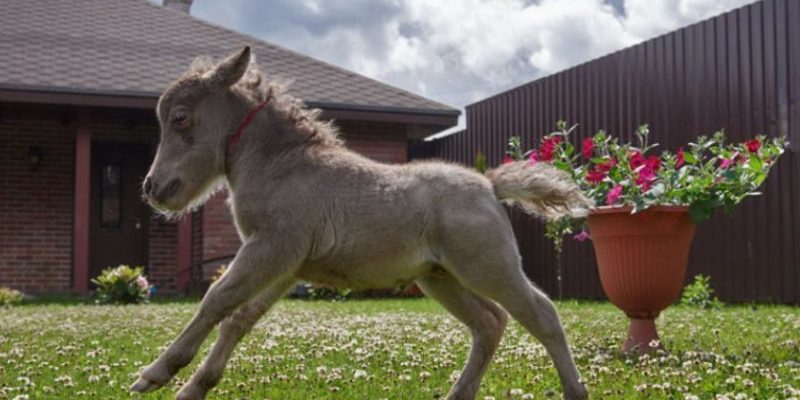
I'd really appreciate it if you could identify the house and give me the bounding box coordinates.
[0,0,458,294]
[414,0,799,303]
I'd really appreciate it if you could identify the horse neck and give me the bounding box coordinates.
[224,109,309,192]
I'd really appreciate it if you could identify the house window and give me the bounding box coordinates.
[101,164,121,228]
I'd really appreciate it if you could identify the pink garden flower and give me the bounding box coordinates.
[635,166,657,191]
[595,158,618,173]
[538,136,562,162]
[676,147,686,169]
[745,138,761,153]
[646,155,661,171]
[528,151,539,165]
[573,230,590,242]
[502,156,514,164]
[629,151,646,170]
[606,185,623,205]
[585,168,606,184]
[581,137,594,159]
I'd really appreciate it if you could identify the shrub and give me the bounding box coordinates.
[92,265,152,304]
[0,287,23,307]
[307,284,352,301]
[681,275,722,309]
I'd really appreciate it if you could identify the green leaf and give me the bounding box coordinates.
[748,154,763,171]
[689,199,719,223]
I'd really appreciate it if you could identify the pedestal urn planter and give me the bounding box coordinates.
[587,205,696,354]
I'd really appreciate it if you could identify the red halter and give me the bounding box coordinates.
[227,97,271,148]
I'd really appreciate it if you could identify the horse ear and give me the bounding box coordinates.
[205,46,251,89]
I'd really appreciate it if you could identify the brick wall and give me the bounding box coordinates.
[0,104,179,294]
[146,218,178,293]
[202,193,240,263]
[0,107,73,292]
[0,107,413,293]
[339,121,408,163]
[200,120,410,271]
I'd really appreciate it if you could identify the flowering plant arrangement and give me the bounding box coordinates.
[92,265,153,304]
[504,121,787,246]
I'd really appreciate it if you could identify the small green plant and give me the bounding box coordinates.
[0,287,23,306]
[306,284,352,301]
[680,274,722,309]
[475,151,488,173]
[92,265,152,304]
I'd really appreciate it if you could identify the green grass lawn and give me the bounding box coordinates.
[0,299,797,399]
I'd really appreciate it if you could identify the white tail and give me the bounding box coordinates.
[486,160,592,220]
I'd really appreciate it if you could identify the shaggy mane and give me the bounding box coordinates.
[188,55,343,147]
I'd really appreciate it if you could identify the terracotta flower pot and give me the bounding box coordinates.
[587,205,696,354]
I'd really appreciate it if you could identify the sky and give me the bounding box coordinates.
[180,0,757,136]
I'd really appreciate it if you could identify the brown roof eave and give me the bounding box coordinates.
[0,85,459,128]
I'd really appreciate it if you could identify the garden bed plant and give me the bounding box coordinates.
[91,265,153,305]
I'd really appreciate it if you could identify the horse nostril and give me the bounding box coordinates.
[143,177,154,196]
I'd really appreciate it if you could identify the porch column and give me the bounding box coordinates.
[176,213,193,291]
[72,111,91,292]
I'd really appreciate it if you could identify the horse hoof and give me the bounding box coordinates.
[565,384,589,400]
[176,384,206,400]
[130,377,162,393]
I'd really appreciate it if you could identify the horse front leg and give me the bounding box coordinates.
[130,238,302,394]
[175,278,295,400]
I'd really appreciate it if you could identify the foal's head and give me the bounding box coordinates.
[143,46,257,212]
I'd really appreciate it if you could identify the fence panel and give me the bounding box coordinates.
[412,0,799,303]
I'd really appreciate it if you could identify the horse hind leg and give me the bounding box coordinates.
[442,248,588,400]
[416,271,507,400]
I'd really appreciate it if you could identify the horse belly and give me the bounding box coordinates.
[297,249,431,290]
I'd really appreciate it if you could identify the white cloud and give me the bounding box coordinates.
[189,0,758,133]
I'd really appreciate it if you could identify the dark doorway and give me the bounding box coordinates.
[89,142,151,285]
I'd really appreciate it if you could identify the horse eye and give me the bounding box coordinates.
[171,111,191,129]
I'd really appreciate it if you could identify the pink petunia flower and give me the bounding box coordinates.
[585,169,606,184]
[629,151,646,170]
[646,155,661,172]
[538,136,561,162]
[595,158,618,173]
[606,185,623,205]
[745,139,761,153]
[573,230,590,242]
[581,137,594,159]
[528,151,539,166]
[676,147,686,169]
[635,166,657,192]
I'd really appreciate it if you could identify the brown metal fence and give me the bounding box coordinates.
[412,0,800,303]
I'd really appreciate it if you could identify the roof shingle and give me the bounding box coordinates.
[0,0,455,113]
